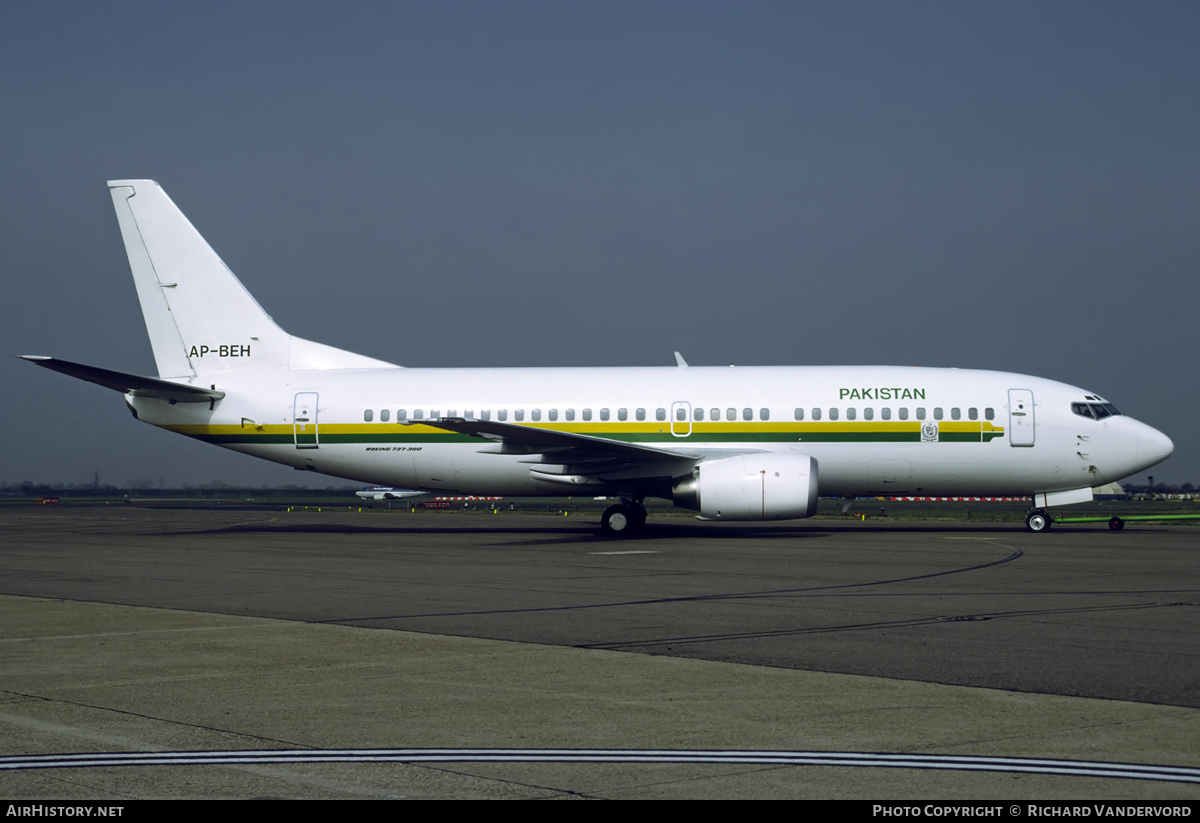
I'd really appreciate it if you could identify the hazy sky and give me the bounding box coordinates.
[2,1,1197,487]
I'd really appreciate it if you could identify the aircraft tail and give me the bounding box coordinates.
[108,180,396,378]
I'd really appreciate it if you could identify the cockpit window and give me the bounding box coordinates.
[1072,402,1122,420]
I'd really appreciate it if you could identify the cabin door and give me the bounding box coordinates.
[1008,389,1035,447]
[293,392,320,449]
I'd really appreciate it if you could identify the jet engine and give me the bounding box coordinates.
[671,453,819,520]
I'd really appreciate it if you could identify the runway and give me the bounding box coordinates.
[1,505,1197,799]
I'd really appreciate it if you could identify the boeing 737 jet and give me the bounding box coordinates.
[19,181,1174,534]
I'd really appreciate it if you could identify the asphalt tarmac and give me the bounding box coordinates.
[1,505,1197,799]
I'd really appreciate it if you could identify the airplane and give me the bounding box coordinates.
[18,180,1174,535]
[356,486,426,501]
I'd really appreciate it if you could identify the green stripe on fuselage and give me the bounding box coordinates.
[176,424,1005,446]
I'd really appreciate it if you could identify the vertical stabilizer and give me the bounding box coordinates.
[107,180,396,378]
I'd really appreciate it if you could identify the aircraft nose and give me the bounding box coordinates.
[1137,426,1174,468]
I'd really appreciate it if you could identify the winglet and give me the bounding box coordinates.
[674,351,689,367]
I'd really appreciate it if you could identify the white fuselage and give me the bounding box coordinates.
[129,364,1172,500]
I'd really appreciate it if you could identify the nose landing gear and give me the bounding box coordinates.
[1025,509,1053,532]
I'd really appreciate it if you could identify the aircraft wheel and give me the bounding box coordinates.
[601,504,635,535]
[1025,510,1052,533]
[1108,517,1125,531]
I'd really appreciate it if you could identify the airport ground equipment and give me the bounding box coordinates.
[1046,512,1200,531]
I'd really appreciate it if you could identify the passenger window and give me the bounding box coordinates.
[364,409,373,422]
[693,408,704,421]
[656,408,666,421]
[916,407,926,420]
[600,408,610,421]
[710,408,720,421]
[794,408,804,420]
[447,410,456,418]
[618,408,628,421]
[514,409,524,421]
[583,409,592,421]
[676,407,687,421]
[481,410,490,421]
[933,408,944,420]
[636,408,646,421]
[431,410,440,419]
[397,409,407,421]
[531,409,541,421]
[878,408,888,420]
[847,407,857,420]
[985,408,994,420]
[565,409,575,421]
[497,409,507,421]
[548,409,558,421]
[760,408,769,420]
[414,409,424,419]
[829,408,840,421]
[726,408,736,421]
[811,408,822,421]
[898,408,908,420]
[968,408,978,420]
[742,408,753,421]
[380,409,390,422]
[951,408,961,420]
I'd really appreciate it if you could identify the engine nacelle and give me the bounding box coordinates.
[672,453,819,521]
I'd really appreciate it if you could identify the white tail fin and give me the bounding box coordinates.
[108,180,397,378]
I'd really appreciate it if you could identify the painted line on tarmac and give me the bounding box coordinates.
[2,749,1198,784]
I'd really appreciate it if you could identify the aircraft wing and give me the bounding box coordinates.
[405,417,701,485]
[17,356,225,403]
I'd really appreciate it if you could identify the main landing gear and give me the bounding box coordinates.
[1025,509,1053,533]
[600,500,647,536]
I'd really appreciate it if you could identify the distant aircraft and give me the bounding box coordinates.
[19,181,1174,534]
[356,486,425,501]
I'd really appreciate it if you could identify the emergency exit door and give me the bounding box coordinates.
[670,401,693,437]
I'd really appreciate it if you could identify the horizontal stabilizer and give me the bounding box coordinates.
[17,356,224,403]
